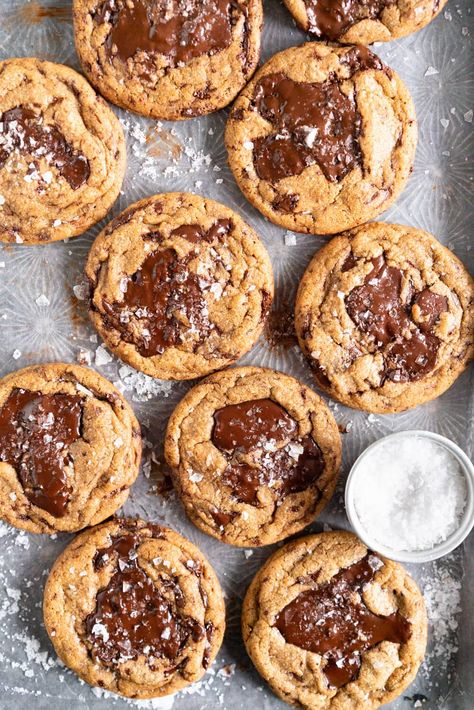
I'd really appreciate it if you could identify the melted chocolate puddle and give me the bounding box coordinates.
[345,254,448,382]
[0,107,90,190]
[86,533,207,666]
[275,553,411,688]
[0,389,83,516]
[211,398,324,506]
[251,49,382,187]
[101,219,232,357]
[303,0,396,41]
[96,0,240,69]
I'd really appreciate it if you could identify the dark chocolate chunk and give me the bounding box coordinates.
[345,255,448,382]
[212,398,324,506]
[96,0,242,70]
[302,0,396,42]
[275,553,411,688]
[0,389,83,516]
[252,73,362,184]
[87,533,206,666]
[0,106,90,190]
[101,220,232,357]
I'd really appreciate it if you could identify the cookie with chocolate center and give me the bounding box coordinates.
[165,367,341,546]
[0,363,141,533]
[73,0,263,119]
[86,193,274,380]
[295,222,474,413]
[283,0,447,45]
[242,531,427,709]
[225,43,417,235]
[0,58,125,245]
[44,518,225,698]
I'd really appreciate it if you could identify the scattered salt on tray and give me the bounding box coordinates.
[353,436,467,551]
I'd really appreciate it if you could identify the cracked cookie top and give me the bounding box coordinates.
[295,222,474,413]
[225,43,417,235]
[44,518,225,699]
[0,363,141,533]
[0,58,125,245]
[164,367,341,546]
[86,193,274,381]
[282,0,447,45]
[242,531,427,709]
[73,0,263,119]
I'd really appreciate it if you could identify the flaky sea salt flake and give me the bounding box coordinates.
[35,294,50,307]
[95,345,113,366]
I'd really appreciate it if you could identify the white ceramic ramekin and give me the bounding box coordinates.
[345,430,474,563]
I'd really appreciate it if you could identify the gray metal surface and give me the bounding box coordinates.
[0,1,472,708]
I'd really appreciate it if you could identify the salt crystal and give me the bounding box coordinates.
[91,623,109,642]
[76,382,94,397]
[76,349,92,366]
[464,109,473,123]
[243,141,254,149]
[440,118,449,128]
[12,349,21,360]
[286,442,304,459]
[95,345,112,366]
[35,294,50,307]
[424,66,439,76]
[73,283,88,301]
[0,195,5,205]
[284,231,296,246]
[353,436,467,551]
[189,471,203,483]
[304,127,318,147]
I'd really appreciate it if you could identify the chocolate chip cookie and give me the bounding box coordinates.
[295,222,474,413]
[282,0,447,44]
[44,518,225,698]
[0,58,126,245]
[73,0,263,120]
[0,363,141,534]
[225,43,417,235]
[86,193,274,381]
[242,530,427,709]
[165,367,341,547]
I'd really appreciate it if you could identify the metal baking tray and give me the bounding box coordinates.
[0,1,472,708]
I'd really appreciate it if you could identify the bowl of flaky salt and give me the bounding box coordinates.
[345,430,474,563]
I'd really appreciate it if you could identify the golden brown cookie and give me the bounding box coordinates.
[225,43,417,235]
[242,530,427,709]
[0,363,141,534]
[73,0,263,120]
[43,518,225,698]
[282,0,448,44]
[295,222,474,413]
[0,58,126,245]
[165,367,341,547]
[86,193,274,381]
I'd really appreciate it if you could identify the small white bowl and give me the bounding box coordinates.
[345,430,474,563]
